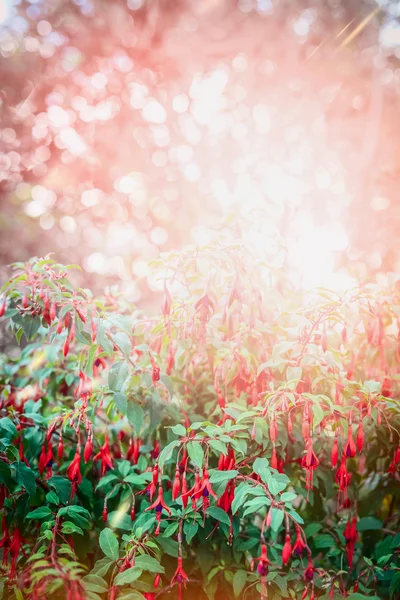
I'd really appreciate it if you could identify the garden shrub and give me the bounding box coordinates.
[0,243,399,599]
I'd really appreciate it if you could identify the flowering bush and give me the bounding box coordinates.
[0,243,399,600]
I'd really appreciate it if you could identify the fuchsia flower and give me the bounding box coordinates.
[344,426,357,458]
[344,516,358,568]
[66,450,82,485]
[256,543,269,577]
[301,438,319,491]
[281,534,292,566]
[93,435,113,476]
[181,468,217,510]
[145,484,171,535]
[293,526,307,556]
[304,557,314,582]
[171,557,189,600]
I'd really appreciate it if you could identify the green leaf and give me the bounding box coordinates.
[26,507,52,520]
[0,418,17,439]
[14,462,36,496]
[280,492,296,502]
[113,332,132,359]
[127,402,144,432]
[253,458,269,473]
[206,506,231,526]
[162,522,179,538]
[232,483,253,515]
[49,476,71,503]
[233,570,247,598]
[113,392,127,416]
[99,528,119,560]
[357,517,382,531]
[209,470,238,485]
[134,554,165,574]
[187,441,204,469]
[170,424,186,436]
[268,476,287,495]
[85,344,98,377]
[82,574,108,594]
[271,508,284,531]
[158,440,179,471]
[62,521,84,535]
[208,440,227,455]
[312,401,325,428]
[114,567,143,586]
[97,474,119,489]
[98,320,113,355]
[346,595,380,600]
[184,520,198,544]
[0,461,12,486]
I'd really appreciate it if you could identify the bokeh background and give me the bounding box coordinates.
[1,0,400,303]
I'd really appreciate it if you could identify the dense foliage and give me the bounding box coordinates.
[0,244,399,600]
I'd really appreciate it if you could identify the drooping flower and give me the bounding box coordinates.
[293,526,307,556]
[344,516,358,568]
[344,426,356,458]
[66,450,82,485]
[145,484,171,535]
[170,556,189,600]
[256,543,269,577]
[331,436,339,468]
[93,435,113,476]
[356,421,364,453]
[282,534,292,566]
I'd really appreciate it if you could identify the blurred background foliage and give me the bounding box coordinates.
[1,0,400,302]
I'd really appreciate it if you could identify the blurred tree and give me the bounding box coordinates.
[1,0,400,298]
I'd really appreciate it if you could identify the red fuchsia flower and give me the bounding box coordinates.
[49,302,56,322]
[91,309,98,342]
[57,436,64,460]
[269,416,278,443]
[293,526,307,556]
[172,468,181,500]
[256,543,269,577]
[93,355,107,377]
[181,470,201,510]
[167,342,176,376]
[335,458,352,505]
[9,528,23,579]
[145,484,171,535]
[304,557,314,582]
[302,438,320,491]
[75,371,92,404]
[331,436,339,468]
[0,297,6,317]
[67,450,82,485]
[270,446,278,470]
[356,421,364,453]
[195,294,215,324]
[93,435,113,476]
[161,282,172,317]
[282,534,292,566]
[187,469,217,511]
[84,437,93,463]
[181,472,188,508]
[150,440,160,460]
[344,516,358,568]
[344,426,357,458]
[217,479,235,514]
[171,556,189,600]
[321,323,328,352]
[38,442,54,476]
[150,354,160,384]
